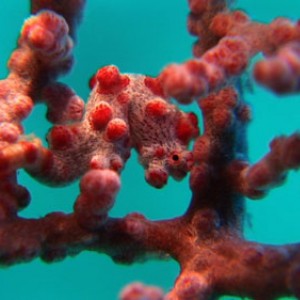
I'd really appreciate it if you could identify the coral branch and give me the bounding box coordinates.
[0,5,84,217]
[0,0,299,299]
[254,42,300,94]
[30,0,86,39]
[120,283,164,300]
[160,3,300,103]
[242,133,300,194]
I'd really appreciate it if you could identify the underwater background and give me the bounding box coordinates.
[0,0,299,299]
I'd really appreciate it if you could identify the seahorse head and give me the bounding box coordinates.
[141,144,194,188]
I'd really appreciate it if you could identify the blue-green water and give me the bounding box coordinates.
[0,0,299,299]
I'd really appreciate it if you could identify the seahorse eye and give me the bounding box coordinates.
[172,154,179,161]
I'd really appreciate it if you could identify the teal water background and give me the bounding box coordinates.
[0,0,299,299]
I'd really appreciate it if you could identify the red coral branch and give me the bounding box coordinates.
[240,133,300,194]
[159,3,300,103]
[30,0,86,39]
[0,0,299,299]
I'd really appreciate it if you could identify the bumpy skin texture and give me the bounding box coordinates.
[27,64,198,188]
[0,0,300,299]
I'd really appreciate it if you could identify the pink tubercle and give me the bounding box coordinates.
[96,66,130,95]
[89,102,113,130]
[105,118,128,141]
[145,99,168,118]
[48,125,74,150]
[144,76,166,98]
